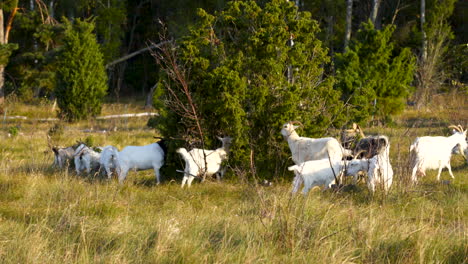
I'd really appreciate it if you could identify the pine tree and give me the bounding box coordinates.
[335,22,416,124]
[153,0,343,178]
[55,18,107,121]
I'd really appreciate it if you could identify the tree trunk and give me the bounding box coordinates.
[370,0,382,29]
[420,0,427,62]
[0,5,17,105]
[344,0,353,51]
[145,83,158,109]
[0,65,4,105]
[0,9,5,105]
[327,15,335,73]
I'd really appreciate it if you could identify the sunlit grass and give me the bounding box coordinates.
[0,101,466,263]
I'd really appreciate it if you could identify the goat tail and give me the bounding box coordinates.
[176,148,190,162]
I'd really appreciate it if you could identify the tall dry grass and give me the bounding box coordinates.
[0,101,466,263]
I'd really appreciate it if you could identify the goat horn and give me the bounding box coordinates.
[289,121,304,127]
[448,125,462,132]
[47,135,53,149]
[353,150,365,159]
[355,124,365,138]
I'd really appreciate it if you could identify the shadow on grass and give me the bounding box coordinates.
[446,243,468,264]
[402,117,450,128]
[363,237,417,263]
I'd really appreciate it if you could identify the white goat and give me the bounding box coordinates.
[366,143,393,193]
[74,144,102,175]
[178,137,232,188]
[288,159,368,195]
[111,139,167,184]
[281,121,351,193]
[99,145,119,179]
[410,125,467,183]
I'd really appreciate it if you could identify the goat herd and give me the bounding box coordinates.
[50,122,468,195]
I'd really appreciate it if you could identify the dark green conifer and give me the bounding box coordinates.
[55,18,107,122]
[153,0,343,177]
[335,22,416,124]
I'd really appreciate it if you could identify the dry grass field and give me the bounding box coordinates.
[0,97,466,263]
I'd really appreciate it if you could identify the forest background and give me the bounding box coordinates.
[1,0,465,110]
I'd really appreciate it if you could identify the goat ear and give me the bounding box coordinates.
[287,165,297,172]
[378,138,387,147]
[217,136,223,141]
[293,125,299,130]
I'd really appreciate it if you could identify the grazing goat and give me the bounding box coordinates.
[410,125,467,183]
[353,135,389,159]
[343,138,393,194]
[178,137,232,188]
[281,121,351,193]
[99,145,120,179]
[112,139,167,184]
[452,143,468,164]
[51,140,82,169]
[74,144,102,175]
[340,123,389,159]
[288,159,369,195]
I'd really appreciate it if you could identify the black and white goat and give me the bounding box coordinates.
[50,139,82,169]
[177,137,232,188]
[340,123,389,159]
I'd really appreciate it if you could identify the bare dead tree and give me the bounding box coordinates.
[414,0,454,108]
[149,24,211,178]
[390,0,410,25]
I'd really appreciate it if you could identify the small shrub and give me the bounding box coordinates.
[8,126,19,137]
[84,136,95,148]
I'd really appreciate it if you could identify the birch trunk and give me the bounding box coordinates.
[421,0,427,62]
[370,0,382,29]
[344,0,353,51]
[0,9,5,105]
